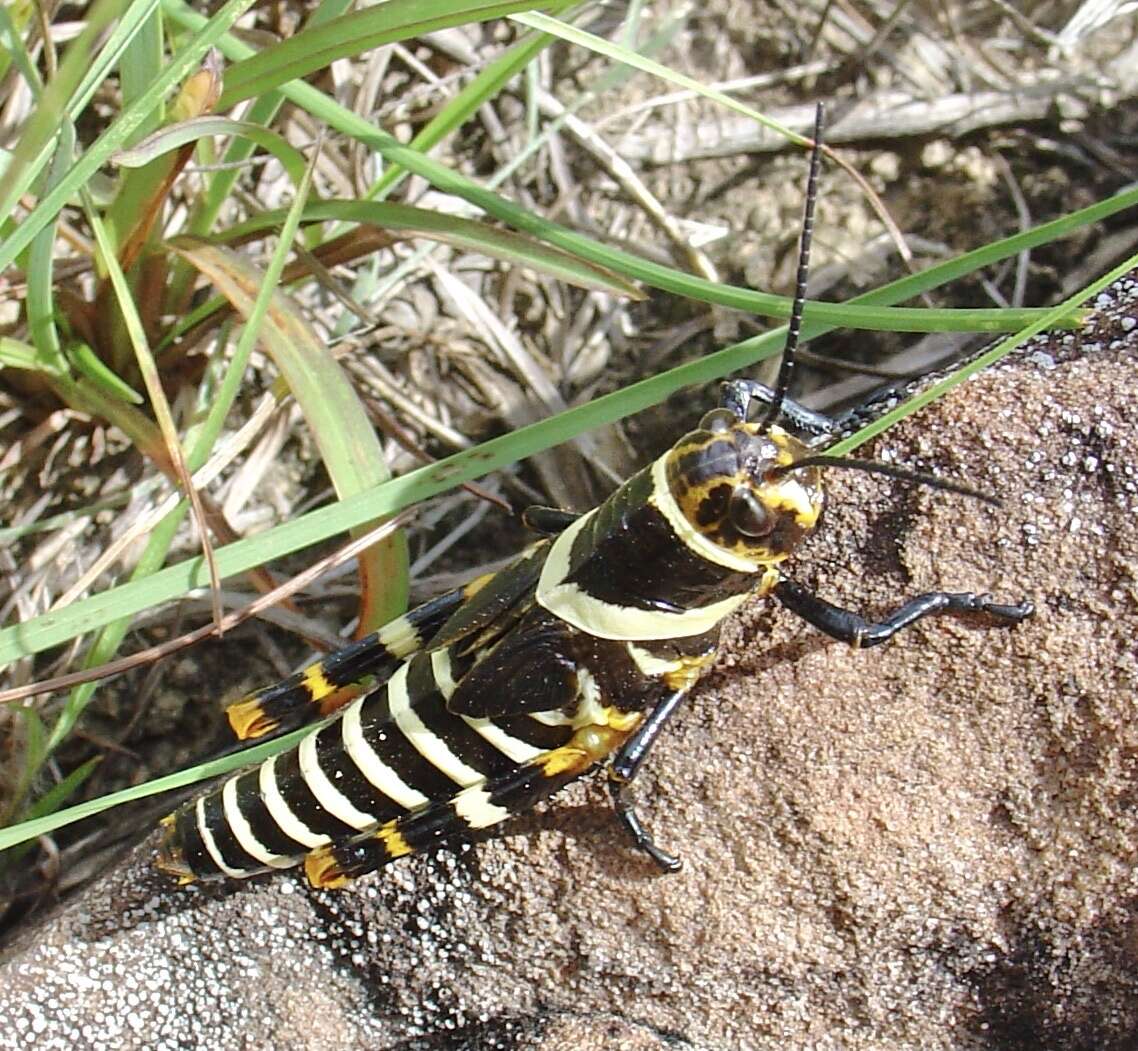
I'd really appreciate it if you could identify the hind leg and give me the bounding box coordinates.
[226,576,494,739]
[304,723,632,888]
[520,506,581,535]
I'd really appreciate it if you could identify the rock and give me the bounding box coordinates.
[2,276,1136,1051]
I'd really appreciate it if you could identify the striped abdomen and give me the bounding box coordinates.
[159,647,578,881]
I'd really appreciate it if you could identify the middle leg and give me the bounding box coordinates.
[607,689,691,873]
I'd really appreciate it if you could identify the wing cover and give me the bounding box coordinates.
[447,605,580,718]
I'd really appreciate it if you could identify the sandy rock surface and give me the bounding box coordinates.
[1,276,1136,1050]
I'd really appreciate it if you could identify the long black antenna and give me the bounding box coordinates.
[757,102,825,433]
[774,454,1001,507]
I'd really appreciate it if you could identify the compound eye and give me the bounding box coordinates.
[699,407,737,433]
[729,487,775,537]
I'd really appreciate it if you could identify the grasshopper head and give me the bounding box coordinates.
[664,408,825,568]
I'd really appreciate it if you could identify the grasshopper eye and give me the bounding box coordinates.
[699,408,737,432]
[729,487,775,537]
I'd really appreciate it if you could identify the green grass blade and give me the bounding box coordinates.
[25,757,102,821]
[0,0,168,230]
[180,143,409,633]
[117,0,165,137]
[172,239,410,626]
[512,10,807,146]
[0,4,42,96]
[830,248,1138,456]
[112,116,309,186]
[0,758,102,863]
[364,5,572,202]
[216,0,562,108]
[24,121,73,370]
[0,337,57,372]
[68,343,145,404]
[0,729,311,853]
[35,195,207,761]
[216,199,644,298]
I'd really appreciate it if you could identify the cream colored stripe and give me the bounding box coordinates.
[341,693,430,810]
[430,649,543,764]
[376,614,420,659]
[526,668,615,730]
[452,784,511,829]
[528,709,573,726]
[648,454,759,572]
[462,715,543,763]
[571,667,605,727]
[767,475,821,524]
[430,649,458,699]
[535,507,592,595]
[535,483,753,639]
[299,730,378,831]
[539,580,750,641]
[221,776,293,868]
[195,796,250,877]
[259,754,328,850]
[626,643,683,678]
[388,663,483,787]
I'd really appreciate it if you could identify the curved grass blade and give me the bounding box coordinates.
[67,343,144,404]
[171,239,409,629]
[106,57,225,280]
[216,200,645,298]
[216,0,562,109]
[23,121,73,374]
[112,116,309,187]
[0,4,40,90]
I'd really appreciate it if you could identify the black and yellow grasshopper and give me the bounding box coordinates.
[156,110,1032,889]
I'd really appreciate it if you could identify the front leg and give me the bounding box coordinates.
[774,577,1033,648]
[607,689,690,873]
[720,379,835,439]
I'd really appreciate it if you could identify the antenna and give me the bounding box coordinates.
[757,102,826,433]
[774,454,1001,507]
